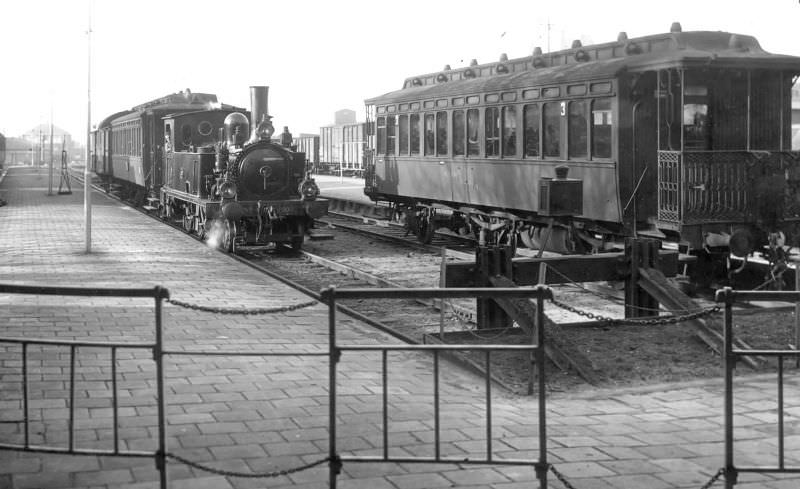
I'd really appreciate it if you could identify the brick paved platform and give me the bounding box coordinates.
[0,165,799,489]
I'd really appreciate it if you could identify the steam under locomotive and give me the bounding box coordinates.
[92,86,328,251]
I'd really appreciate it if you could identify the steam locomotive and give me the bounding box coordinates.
[363,24,800,282]
[91,86,327,251]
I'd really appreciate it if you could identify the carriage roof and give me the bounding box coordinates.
[366,30,800,106]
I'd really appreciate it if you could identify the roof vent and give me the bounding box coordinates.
[436,73,448,82]
[412,78,422,86]
[728,34,745,50]
[470,59,479,67]
[571,40,582,49]
[499,53,508,62]
[443,64,451,71]
[617,32,628,42]
[496,63,509,74]
[464,68,476,78]
[533,46,543,56]
[670,22,682,33]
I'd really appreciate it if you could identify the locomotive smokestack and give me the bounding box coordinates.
[248,86,274,144]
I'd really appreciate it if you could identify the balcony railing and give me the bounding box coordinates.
[657,150,800,227]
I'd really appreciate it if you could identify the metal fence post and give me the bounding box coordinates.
[154,286,168,489]
[535,285,549,487]
[719,287,737,489]
[324,286,341,488]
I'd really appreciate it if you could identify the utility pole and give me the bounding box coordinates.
[48,102,54,195]
[84,3,92,253]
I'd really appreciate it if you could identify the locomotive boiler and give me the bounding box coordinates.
[363,24,800,284]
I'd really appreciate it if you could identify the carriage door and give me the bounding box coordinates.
[632,72,659,230]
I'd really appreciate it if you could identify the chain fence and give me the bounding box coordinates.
[166,297,318,315]
[165,453,333,479]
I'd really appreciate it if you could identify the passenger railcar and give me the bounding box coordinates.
[92,86,328,251]
[364,24,800,279]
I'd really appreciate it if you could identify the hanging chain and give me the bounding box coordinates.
[698,468,726,489]
[166,452,331,478]
[549,297,721,326]
[166,298,318,315]
[549,465,579,489]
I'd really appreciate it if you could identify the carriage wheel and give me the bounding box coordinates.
[416,210,435,244]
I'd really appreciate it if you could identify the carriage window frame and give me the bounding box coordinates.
[523,104,541,158]
[542,102,561,158]
[424,113,435,156]
[453,110,466,156]
[485,106,501,157]
[591,98,613,159]
[568,100,588,158]
[376,116,386,155]
[410,113,420,155]
[398,114,409,155]
[436,111,448,156]
[386,115,396,156]
[502,106,517,157]
[467,108,480,156]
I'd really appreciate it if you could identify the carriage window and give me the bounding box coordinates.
[524,105,540,157]
[543,103,561,157]
[410,114,420,155]
[453,110,465,156]
[485,107,500,156]
[683,103,709,150]
[502,106,517,157]
[436,112,448,155]
[424,113,435,155]
[181,124,192,148]
[376,116,386,154]
[398,114,408,155]
[568,100,587,158]
[591,98,612,158]
[467,109,480,156]
[386,115,396,155]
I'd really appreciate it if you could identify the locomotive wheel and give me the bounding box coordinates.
[182,215,194,234]
[219,220,236,253]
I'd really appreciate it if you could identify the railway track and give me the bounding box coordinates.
[69,168,534,391]
[69,168,795,394]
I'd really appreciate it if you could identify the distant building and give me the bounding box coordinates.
[334,109,356,125]
[14,124,78,166]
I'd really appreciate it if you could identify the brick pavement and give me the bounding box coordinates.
[0,165,799,488]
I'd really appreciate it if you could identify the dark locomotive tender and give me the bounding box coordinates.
[363,23,800,281]
[92,86,327,252]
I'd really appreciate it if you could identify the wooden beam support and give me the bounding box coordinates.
[637,267,761,369]
[444,250,680,288]
[488,275,602,385]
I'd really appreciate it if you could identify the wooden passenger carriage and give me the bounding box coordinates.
[364,24,800,261]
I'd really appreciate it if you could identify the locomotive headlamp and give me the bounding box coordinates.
[220,181,238,199]
[298,178,320,201]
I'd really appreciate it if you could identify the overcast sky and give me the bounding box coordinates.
[2,0,800,142]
